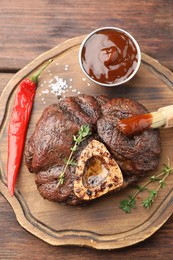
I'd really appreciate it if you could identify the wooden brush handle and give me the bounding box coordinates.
[158,105,173,128]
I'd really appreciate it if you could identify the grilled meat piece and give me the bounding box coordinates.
[25,95,161,205]
[58,94,101,129]
[35,165,82,206]
[97,98,161,176]
[25,104,80,173]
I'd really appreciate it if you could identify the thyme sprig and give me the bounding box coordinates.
[120,160,173,213]
[56,124,91,187]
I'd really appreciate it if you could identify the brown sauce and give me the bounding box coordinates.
[117,113,153,136]
[81,28,139,84]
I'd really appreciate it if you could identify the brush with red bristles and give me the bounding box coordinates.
[117,105,173,136]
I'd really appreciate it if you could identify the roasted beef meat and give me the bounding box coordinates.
[97,98,161,175]
[25,95,161,205]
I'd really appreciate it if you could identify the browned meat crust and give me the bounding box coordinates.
[25,95,161,205]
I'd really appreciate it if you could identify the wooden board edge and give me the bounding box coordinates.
[1,175,173,250]
[141,53,173,88]
[1,36,173,250]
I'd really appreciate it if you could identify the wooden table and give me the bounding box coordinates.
[0,1,173,259]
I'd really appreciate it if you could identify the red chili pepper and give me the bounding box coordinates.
[7,59,52,196]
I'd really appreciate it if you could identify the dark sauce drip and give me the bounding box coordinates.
[81,29,139,84]
[117,114,153,136]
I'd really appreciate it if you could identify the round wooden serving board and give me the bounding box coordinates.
[0,36,173,250]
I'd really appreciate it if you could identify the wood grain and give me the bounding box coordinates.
[0,36,173,251]
[0,0,173,258]
[0,0,173,71]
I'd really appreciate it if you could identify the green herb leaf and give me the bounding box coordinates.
[142,190,157,209]
[57,172,65,186]
[68,158,77,166]
[119,195,136,213]
[150,175,161,182]
[119,160,173,213]
[135,185,148,192]
[57,125,91,187]
[71,145,77,152]
[119,200,132,213]
[159,179,165,189]
[79,124,91,138]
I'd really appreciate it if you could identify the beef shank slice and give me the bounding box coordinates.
[25,95,161,206]
[25,104,80,173]
[97,98,161,175]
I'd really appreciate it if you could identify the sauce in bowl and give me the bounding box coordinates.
[79,27,141,86]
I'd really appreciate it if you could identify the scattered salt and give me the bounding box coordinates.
[38,65,85,101]
[49,76,68,96]
[87,83,90,86]
[41,89,49,94]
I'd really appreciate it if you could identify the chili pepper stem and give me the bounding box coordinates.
[29,59,53,84]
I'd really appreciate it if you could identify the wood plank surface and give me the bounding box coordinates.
[0,0,173,259]
[0,0,173,71]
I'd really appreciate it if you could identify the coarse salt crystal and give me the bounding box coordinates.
[49,76,68,96]
[41,89,49,94]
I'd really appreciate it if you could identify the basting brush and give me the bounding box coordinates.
[117,105,173,136]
